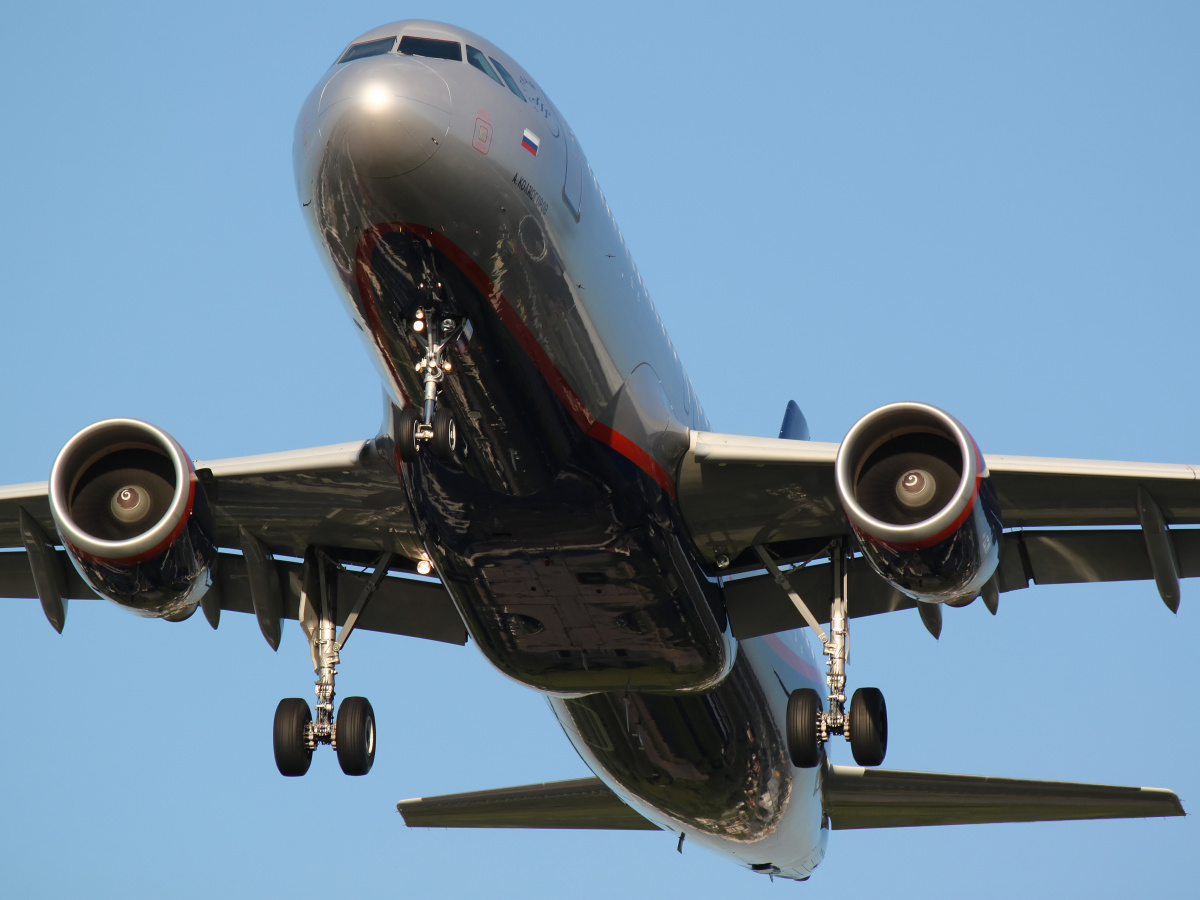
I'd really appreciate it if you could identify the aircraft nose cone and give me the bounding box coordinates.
[314,55,451,178]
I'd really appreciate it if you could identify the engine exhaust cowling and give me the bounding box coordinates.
[835,402,1002,604]
[49,419,216,619]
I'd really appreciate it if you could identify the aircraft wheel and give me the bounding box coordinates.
[335,696,376,776]
[849,687,887,766]
[786,688,822,768]
[273,698,313,777]
[431,408,457,460]
[396,407,421,462]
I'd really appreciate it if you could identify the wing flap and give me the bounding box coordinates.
[0,550,466,645]
[824,764,1184,829]
[725,528,1200,639]
[397,777,660,830]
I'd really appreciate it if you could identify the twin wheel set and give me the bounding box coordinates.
[273,695,376,777]
[785,685,888,768]
[754,544,890,770]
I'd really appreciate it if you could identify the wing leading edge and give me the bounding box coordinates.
[396,770,1184,832]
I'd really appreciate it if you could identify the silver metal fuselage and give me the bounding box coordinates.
[297,20,826,879]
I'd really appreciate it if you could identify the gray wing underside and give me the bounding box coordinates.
[0,441,465,644]
[396,770,1183,831]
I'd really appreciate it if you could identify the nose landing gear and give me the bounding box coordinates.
[755,543,889,769]
[397,309,461,463]
[272,549,390,777]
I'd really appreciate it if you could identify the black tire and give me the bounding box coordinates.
[786,688,822,768]
[849,687,888,766]
[396,407,422,462]
[336,696,376,776]
[431,408,457,460]
[273,698,313,777]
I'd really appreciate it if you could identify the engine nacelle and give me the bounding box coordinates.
[835,402,1002,604]
[49,419,216,619]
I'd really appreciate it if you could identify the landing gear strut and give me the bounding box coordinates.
[273,549,391,777]
[397,308,460,462]
[755,542,888,768]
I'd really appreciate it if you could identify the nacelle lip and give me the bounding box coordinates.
[49,418,195,563]
[835,402,983,549]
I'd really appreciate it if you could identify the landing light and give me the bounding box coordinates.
[362,84,390,111]
[417,560,433,576]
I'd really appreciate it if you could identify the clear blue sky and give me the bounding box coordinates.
[1,2,1197,896]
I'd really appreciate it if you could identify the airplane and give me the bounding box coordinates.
[0,19,1191,883]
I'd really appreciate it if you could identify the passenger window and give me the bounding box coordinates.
[466,46,504,86]
[336,36,396,64]
[398,36,463,61]
[489,57,527,101]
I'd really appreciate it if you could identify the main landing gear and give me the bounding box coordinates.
[754,543,888,769]
[396,308,461,463]
[273,549,391,777]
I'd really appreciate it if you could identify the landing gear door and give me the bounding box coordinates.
[562,129,583,221]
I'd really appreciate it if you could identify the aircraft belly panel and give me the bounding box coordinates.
[307,130,735,692]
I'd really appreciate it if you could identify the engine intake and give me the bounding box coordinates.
[49,419,216,618]
[835,402,1002,603]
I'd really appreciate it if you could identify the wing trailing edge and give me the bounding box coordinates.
[823,764,1185,829]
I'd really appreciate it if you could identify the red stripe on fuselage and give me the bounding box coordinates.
[761,633,822,684]
[587,422,677,499]
[353,223,676,493]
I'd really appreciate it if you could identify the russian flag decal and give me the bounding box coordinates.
[521,128,540,156]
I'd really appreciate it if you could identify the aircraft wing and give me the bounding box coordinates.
[678,430,1200,630]
[397,769,1183,830]
[0,440,426,560]
[0,441,466,644]
[679,430,1200,565]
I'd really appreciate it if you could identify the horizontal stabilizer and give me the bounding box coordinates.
[824,764,1185,829]
[397,777,660,830]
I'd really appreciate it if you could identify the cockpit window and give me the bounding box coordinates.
[488,57,527,102]
[466,46,504,87]
[336,37,396,64]
[398,36,463,61]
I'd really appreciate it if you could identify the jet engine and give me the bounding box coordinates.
[834,402,1002,603]
[49,419,216,619]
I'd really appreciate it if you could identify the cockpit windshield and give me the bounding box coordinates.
[466,46,504,87]
[398,36,463,61]
[336,37,396,64]
[489,56,527,102]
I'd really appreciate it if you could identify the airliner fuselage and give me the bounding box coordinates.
[296,20,827,879]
